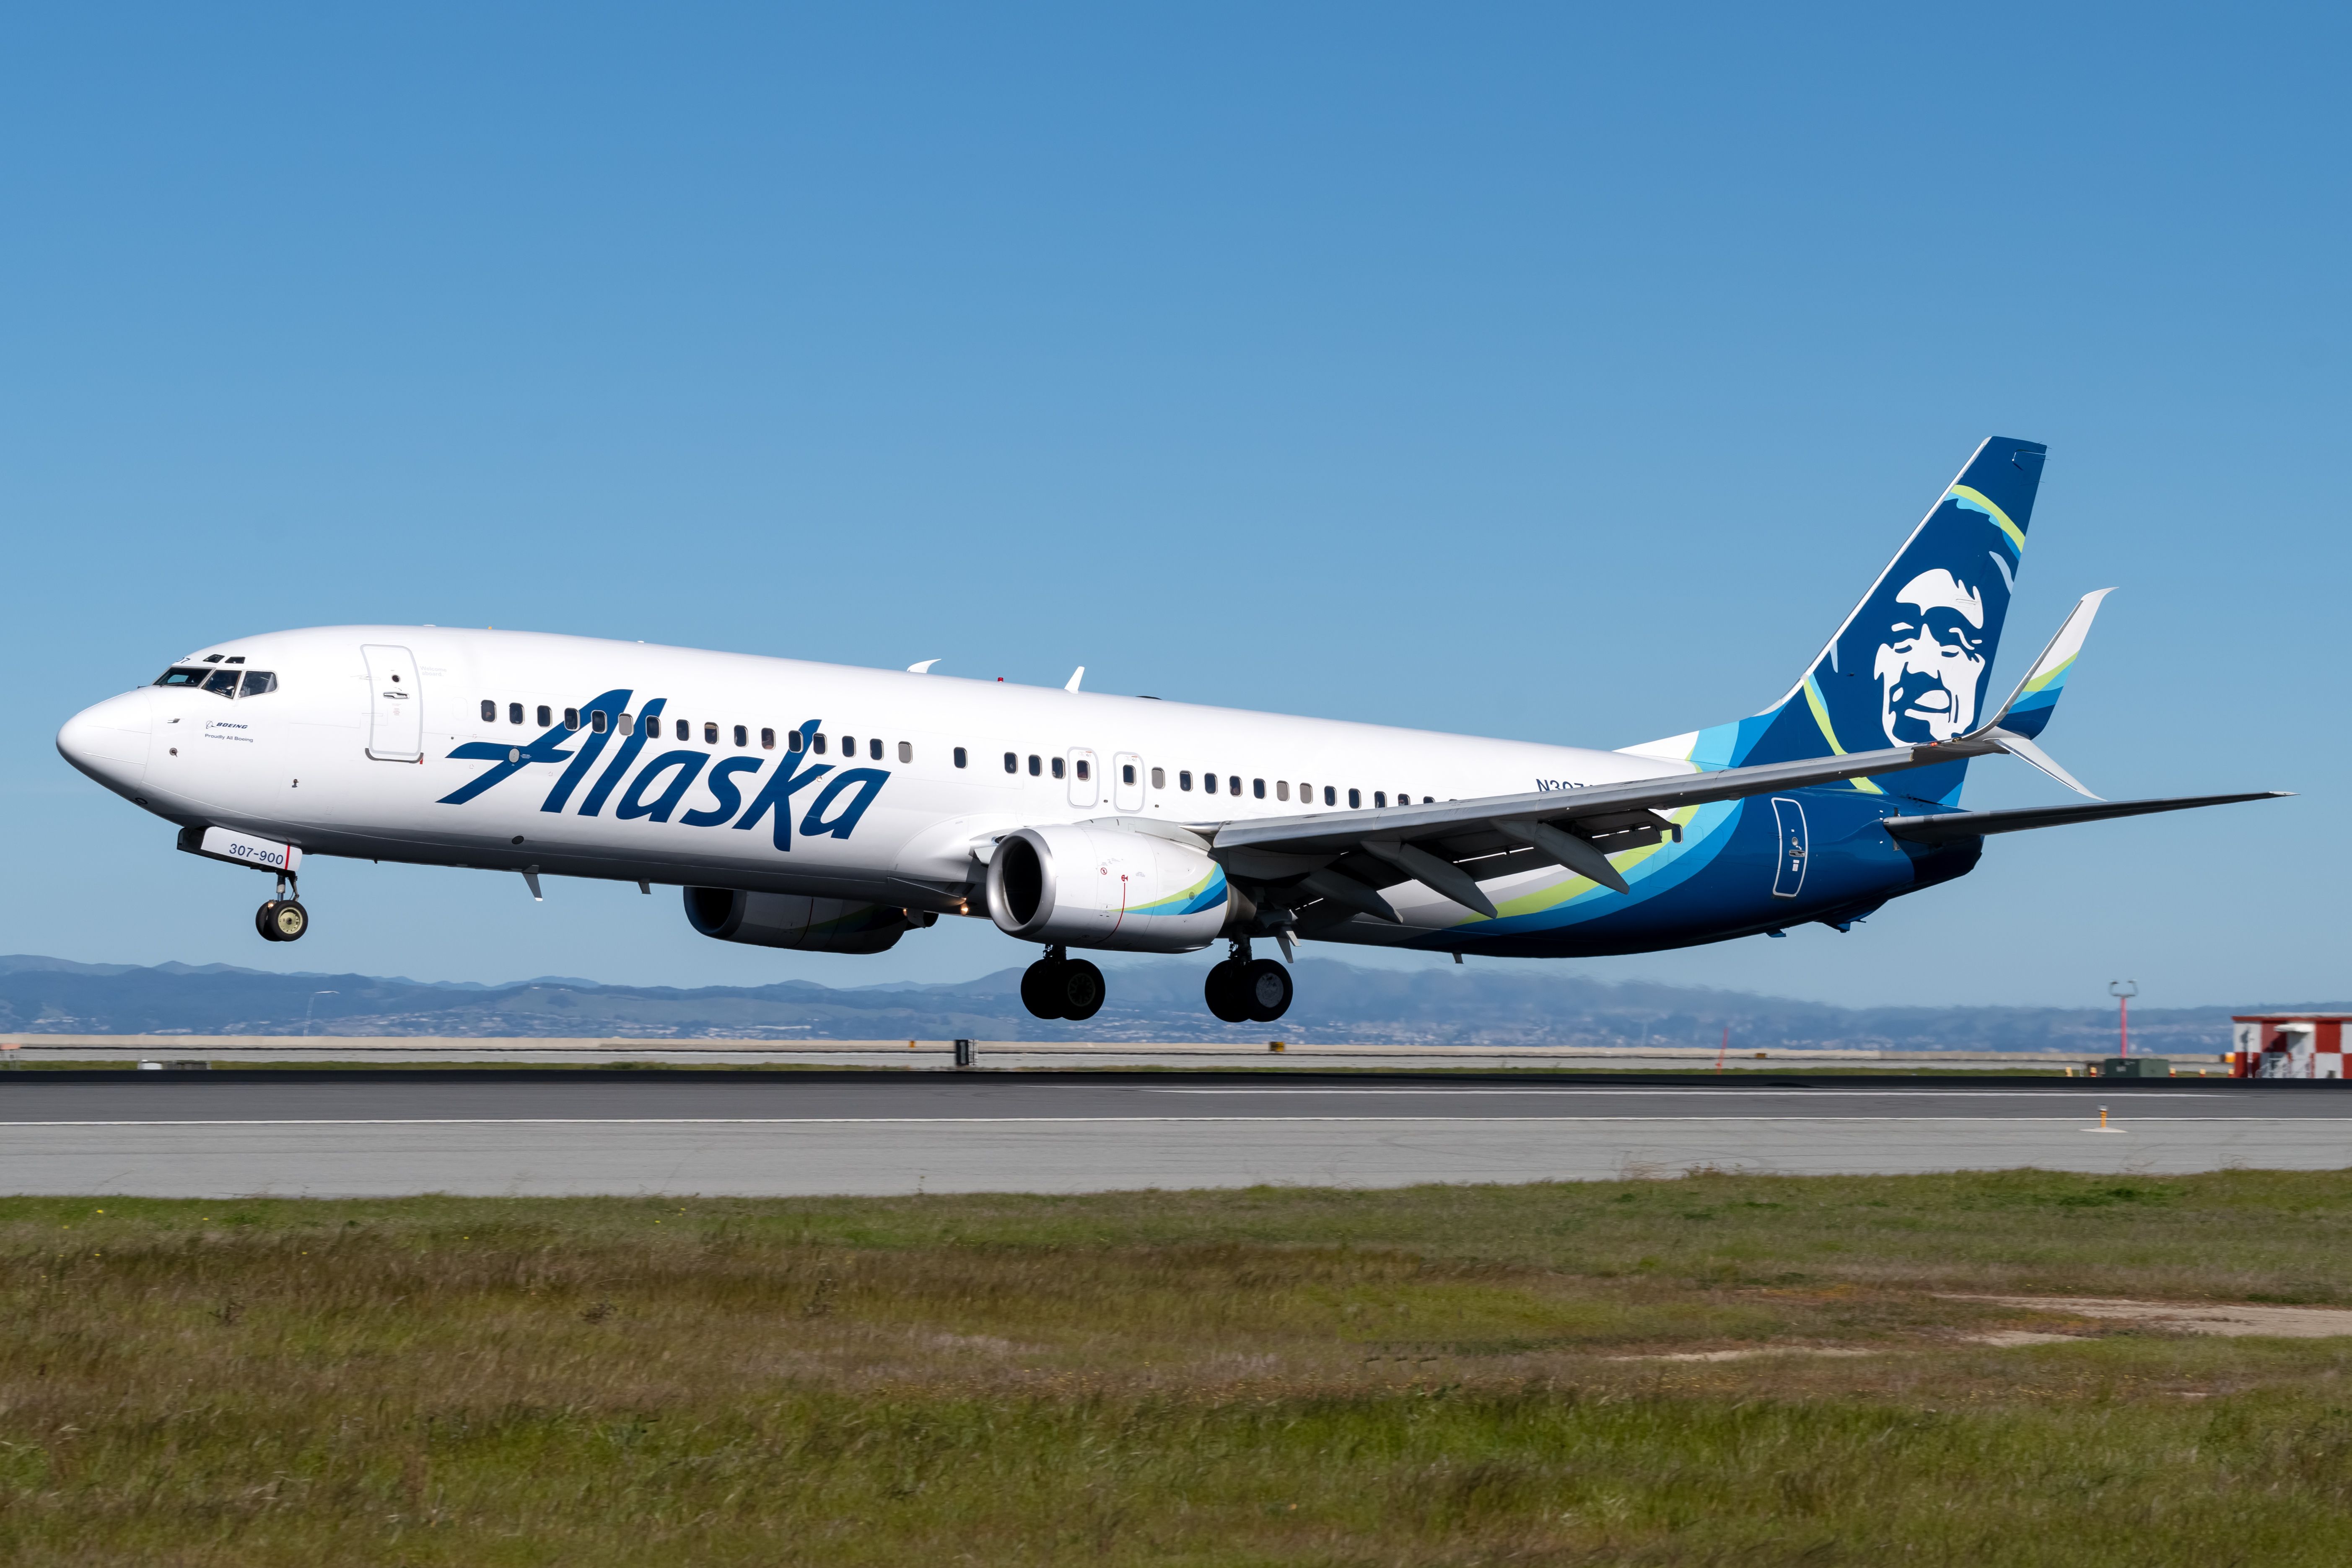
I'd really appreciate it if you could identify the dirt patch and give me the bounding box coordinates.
[1945,1296,2352,1339]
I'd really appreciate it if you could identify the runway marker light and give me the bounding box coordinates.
[2099,1105,2109,1130]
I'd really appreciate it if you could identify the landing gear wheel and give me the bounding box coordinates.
[1019,958,1066,1020]
[255,901,284,942]
[1241,959,1292,1024]
[1057,959,1105,1022]
[1203,960,1252,1023]
[267,900,309,942]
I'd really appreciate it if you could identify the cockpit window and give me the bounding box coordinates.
[202,669,241,697]
[239,671,277,697]
[154,667,208,687]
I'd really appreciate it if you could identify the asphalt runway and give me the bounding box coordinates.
[1,1072,2344,1197]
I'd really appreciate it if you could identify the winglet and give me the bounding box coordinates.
[907,659,940,674]
[1065,666,1086,693]
[1982,587,2113,739]
[1961,588,2115,798]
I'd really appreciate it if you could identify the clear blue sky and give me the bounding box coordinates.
[4,5,2342,1009]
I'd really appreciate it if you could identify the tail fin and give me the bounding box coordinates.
[1629,435,2049,806]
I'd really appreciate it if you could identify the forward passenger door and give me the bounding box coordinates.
[362,644,423,762]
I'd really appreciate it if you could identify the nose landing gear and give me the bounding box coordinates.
[255,873,309,943]
[1205,938,1291,1023]
[1019,946,1106,1021]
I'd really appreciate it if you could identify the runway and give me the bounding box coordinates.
[1,1072,2344,1197]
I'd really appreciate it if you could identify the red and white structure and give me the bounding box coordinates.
[2230,1014,2350,1079]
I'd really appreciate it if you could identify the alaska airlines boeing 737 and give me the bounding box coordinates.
[56,438,2281,1024]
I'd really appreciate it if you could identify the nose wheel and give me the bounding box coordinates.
[1205,943,1291,1023]
[1019,948,1105,1021]
[255,875,309,943]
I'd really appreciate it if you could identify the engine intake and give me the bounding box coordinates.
[684,887,933,954]
[985,823,1229,952]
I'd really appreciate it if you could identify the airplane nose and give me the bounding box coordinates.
[57,690,153,793]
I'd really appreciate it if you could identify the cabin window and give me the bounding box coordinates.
[814,734,829,754]
[841,735,855,757]
[1074,758,1088,780]
[203,669,240,697]
[508,702,523,725]
[1275,780,1289,801]
[871,738,884,762]
[619,713,635,735]
[591,710,608,734]
[1202,772,1216,793]
[762,728,776,750]
[1122,763,1136,785]
[1348,788,1360,808]
[1252,778,1265,799]
[153,667,207,687]
[1051,757,1066,779]
[1374,791,1387,808]
[898,741,913,763]
[565,708,581,730]
[538,705,552,727]
[736,725,749,749]
[1027,754,1041,776]
[239,671,277,697]
[954,746,967,769]
[1150,766,1164,789]
[788,730,805,752]
[705,722,719,745]
[1226,775,1239,796]
[1324,785,1337,806]
[480,700,496,723]
[1179,770,1193,791]
[1004,752,1017,773]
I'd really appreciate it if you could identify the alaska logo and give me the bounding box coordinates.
[438,692,887,850]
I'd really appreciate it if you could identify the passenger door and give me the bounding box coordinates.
[1112,751,1145,812]
[1769,796,1807,899]
[362,644,424,762]
[1066,747,1100,809]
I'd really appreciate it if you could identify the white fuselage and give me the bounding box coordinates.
[58,625,1697,947]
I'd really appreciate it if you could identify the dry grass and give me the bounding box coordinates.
[3,1169,2352,1563]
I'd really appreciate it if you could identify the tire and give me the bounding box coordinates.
[1019,959,1066,1020]
[1203,960,1252,1023]
[1242,959,1292,1023]
[270,901,309,942]
[256,901,284,942]
[1058,959,1106,1021]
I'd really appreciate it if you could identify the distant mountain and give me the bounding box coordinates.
[0,954,2315,1052]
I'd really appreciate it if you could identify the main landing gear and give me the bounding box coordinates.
[255,873,309,943]
[1205,938,1291,1024]
[1020,946,1106,1021]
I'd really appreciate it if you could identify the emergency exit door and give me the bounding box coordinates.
[1769,797,1807,899]
[1066,748,1100,808]
[362,644,424,761]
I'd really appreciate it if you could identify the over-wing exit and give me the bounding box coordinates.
[57,439,2283,1024]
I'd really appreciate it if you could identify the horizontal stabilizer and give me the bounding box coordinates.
[1882,791,2290,845]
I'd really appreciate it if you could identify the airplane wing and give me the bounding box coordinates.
[1205,730,2019,926]
[1201,591,2266,930]
[1881,792,2289,845]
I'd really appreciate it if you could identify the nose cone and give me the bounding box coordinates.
[58,690,153,795]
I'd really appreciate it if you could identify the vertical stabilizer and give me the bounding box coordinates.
[1628,436,2048,806]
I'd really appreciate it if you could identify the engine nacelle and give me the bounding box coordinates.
[985,823,1229,952]
[683,887,934,955]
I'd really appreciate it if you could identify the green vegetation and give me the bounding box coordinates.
[3,1170,2351,1564]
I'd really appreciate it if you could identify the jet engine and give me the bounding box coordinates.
[985,823,1229,952]
[683,887,934,955]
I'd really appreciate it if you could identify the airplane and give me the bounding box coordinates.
[56,437,2282,1025]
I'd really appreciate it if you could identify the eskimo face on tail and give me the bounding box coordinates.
[1872,567,1988,744]
[1812,475,2025,759]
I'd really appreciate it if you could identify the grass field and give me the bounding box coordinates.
[4,1169,2351,1564]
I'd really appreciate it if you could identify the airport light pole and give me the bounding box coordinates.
[2108,980,2138,1058]
[304,990,337,1038]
